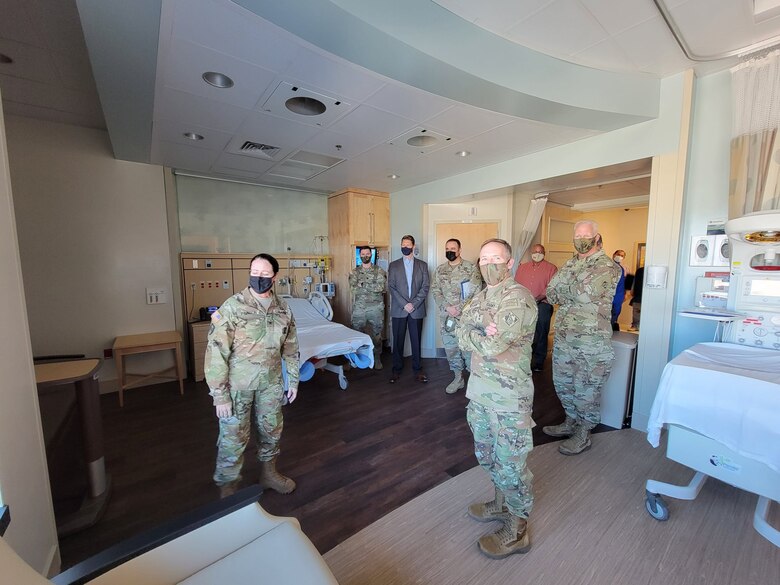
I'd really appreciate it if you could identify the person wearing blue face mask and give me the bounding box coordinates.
[205,253,300,497]
[387,235,430,384]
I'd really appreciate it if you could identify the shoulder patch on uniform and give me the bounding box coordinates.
[211,310,222,322]
[503,312,519,326]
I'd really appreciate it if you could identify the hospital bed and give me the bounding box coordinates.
[646,342,780,547]
[282,292,373,389]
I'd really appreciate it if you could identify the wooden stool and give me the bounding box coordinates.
[113,331,184,406]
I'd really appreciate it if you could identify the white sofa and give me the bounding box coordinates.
[2,491,338,585]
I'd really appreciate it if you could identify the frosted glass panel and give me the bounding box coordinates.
[177,176,329,254]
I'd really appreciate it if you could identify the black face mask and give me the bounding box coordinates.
[445,251,457,262]
[401,246,413,256]
[360,256,372,264]
[249,275,273,294]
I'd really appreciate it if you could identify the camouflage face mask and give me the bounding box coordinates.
[480,262,509,286]
[573,237,597,254]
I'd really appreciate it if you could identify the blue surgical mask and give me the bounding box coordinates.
[401,246,413,256]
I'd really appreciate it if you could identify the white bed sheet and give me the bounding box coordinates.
[286,298,374,367]
[647,342,780,472]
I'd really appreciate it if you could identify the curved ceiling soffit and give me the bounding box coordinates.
[233,0,660,132]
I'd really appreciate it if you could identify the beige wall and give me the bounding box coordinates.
[0,102,59,573]
[587,206,649,329]
[587,207,649,275]
[6,116,175,389]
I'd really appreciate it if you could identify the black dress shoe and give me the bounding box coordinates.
[389,373,401,384]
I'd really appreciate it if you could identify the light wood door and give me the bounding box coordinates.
[540,203,582,268]
[434,222,500,266]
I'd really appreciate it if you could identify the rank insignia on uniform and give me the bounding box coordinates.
[211,310,222,322]
[503,312,519,326]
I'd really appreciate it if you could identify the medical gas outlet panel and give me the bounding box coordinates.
[730,312,780,349]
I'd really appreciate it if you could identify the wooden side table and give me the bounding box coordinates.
[35,358,108,535]
[113,331,185,406]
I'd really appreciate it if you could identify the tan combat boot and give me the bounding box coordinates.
[258,457,296,493]
[542,416,577,437]
[468,488,508,522]
[374,351,383,370]
[558,425,592,455]
[445,371,465,394]
[217,480,240,499]
[478,515,531,559]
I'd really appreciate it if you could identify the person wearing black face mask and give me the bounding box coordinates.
[544,220,621,456]
[205,253,300,497]
[348,246,387,369]
[431,238,483,393]
[387,235,430,384]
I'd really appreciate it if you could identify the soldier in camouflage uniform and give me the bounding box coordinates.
[544,220,620,455]
[457,238,538,559]
[431,238,483,393]
[206,253,300,496]
[348,246,387,370]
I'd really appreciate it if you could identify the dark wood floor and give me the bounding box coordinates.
[57,351,612,569]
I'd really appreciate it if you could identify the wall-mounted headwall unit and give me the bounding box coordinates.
[181,252,332,324]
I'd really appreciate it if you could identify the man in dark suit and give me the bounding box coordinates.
[387,234,430,383]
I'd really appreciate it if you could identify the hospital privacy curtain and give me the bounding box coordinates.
[729,50,780,219]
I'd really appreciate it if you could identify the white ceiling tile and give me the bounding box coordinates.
[504,0,609,57]
[152,140,219,171]
[0,38,59,84]
[424,105,515,140]
[571,37,638,72]
[213,152,276,174]
[238,110,321,148]
[153,118,233,151]
[472,0,556,33]
[364,83,454,124]
[0,100,105,129]
[154,87,251,133]
[430,0,483,23]
[26,0,88,52]
[348,144,425,173]
[286,47,386,102]
[161,38,278,110]
[300,129,377,160]
[669,0,772,56]
[170,0,298,73]
[580,0,658,36]
[329,105,417,147]
[0,1,43,46]
[0,73,101,116]
[209,167,264,180]
[613,16,683,68]
[49,49,98,91]
[257,81,354,128]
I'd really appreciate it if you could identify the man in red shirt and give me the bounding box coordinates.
[514,244,558,371]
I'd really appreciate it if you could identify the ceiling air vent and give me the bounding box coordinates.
[238,141,281,160]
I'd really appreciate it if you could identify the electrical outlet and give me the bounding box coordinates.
[146,287,168,304]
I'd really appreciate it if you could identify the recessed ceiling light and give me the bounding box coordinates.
[407,135,438,147]
[202,71,234,88]
[456,150,471,157]
[285,96,327,116]
[0,53,13,64]
[183,132,204,141]
[388,174,400,179]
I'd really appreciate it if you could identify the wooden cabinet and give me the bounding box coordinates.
[349,192,390,246]
[189,321,211,382]
[328,188,390,325]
